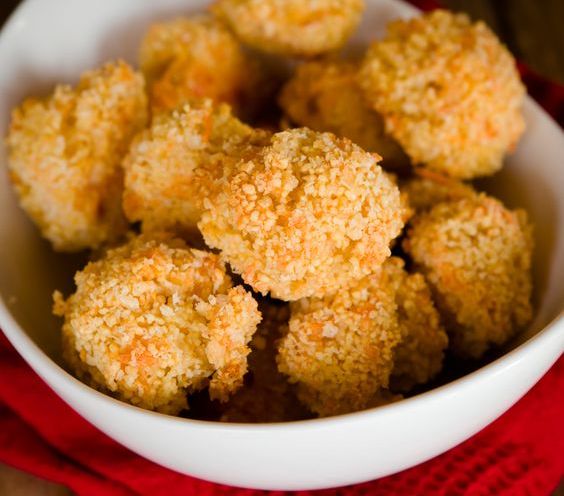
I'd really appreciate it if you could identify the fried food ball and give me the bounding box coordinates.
[139,15,263,116]
[359,10,525,179]
[7,61,147,251]
[123,99,269,236]
[198,128,406,301]
[276,257,446,416]
[400,169,476,213]
[53,233,261,414]
[213,0,365,57]
[404,194,533,359]
[279,60,408,169]
[220,302,308,422]
[387,258,448,393]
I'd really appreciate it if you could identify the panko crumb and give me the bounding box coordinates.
[401,169,476,213]
[276,259,403,417]
[276,257,447,416]
[359,10,525,179]
[213,0,364,57]
[404,194,533,359]
[123,99,269,236]
[7,61,147,251]
[140,15,265,117]
[279,60,408,169]
[220,302,309,422]
[386,257,448,393]
[198,127,405,301]
[53,233,261,414]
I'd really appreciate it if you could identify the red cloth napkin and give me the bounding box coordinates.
[1,1,564,493]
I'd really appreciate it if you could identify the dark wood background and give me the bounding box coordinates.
[0,0,562,494]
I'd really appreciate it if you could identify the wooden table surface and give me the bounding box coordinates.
[0,1,563,495]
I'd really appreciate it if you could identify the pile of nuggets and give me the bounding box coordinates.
[6,1,534,420]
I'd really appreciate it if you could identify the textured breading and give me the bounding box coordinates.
[386,258,448,392]
[276,259,402,417]
[404,194,533,359]
[276,257,446,416]
[122,99,269,236]
[213,0,364,57]
[359,10,525,179]
[53,233,261,414]
[401,169,476,213]
[7,61,147,251]
[279,60,408,169]
[220,302,308,422]
[139,15,263,116]
[198,128,406,300]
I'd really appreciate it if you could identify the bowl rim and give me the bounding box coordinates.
[0,0,563,433]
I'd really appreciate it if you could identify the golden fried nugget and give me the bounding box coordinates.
[279,60,408,169]
[7,61,147,251]
[276,259,402,417]
[400,169,476,213]
[53,233,261,414]
[220,302,308,422]
[404,194,533,359]
[122,99,269,236]
[276,257,446,416]
[140,15,263,116]
[359,10,525,179]
[213,0,364,57]
[199,128,406,300]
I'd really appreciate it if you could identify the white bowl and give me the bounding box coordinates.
[0,0,563,491]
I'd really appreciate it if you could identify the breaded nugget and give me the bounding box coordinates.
[387,258,448,392]
[220,302,308,422]
[199,128,405,300]
[276,259,401,417]
[7,61,147,251]
[140,15,263,116]
[359,10,525,179]
[53,233,261,414]
[279,60,408,169]
[400,169,476,213]
[276,257,446,416]
[213,0,364,57]
[404,194,533,359]
[123,99,269,236]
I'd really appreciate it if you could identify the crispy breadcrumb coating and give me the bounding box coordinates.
[276,257,446,415]
[123,99,269,236]
[276,259,403,417]
[7,61,147,251]
[387,258,448,392]
[359,10,525,179]
[53,233,261,414]
[279,60,408,169]
[401,169,476,213]
[404,194,533,359]
[220,302,308,422]
[199,128,405,300]
[139,15,263,116]
[213,0,364,57]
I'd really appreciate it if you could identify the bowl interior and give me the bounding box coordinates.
[0,0,563,390]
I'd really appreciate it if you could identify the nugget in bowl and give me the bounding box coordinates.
[6,61,147,251]
[140,15,263,116]
[199,128,405,300]
[277,257,447,416]
[213,0,364,57]
[53,233,262,414]
[279,60,408,169]
[359,10,525,179]
[404,194,533,359]
[123,99,268,236]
